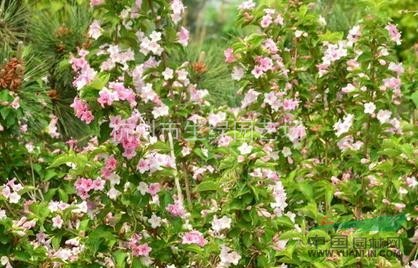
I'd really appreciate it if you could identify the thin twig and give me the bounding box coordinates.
[168,131,184,206]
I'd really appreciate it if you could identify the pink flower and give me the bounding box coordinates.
[92,179,105,191]
[106,156,117,169]
[282,99,299,111]
[321,42,347,65]
[341,83,356,94]
[224,48,235,63]
[72,61,97,90]
[383,77,401,91]
[271,181,287,215]
[260,14,273,28]
[256,56,273,72]
[108,113,149,159]
[347,25,361,44]
[71,98,94,124]
[166,201,186,217]
[238,0,255,11]
[388,62,404,75]
[147,183,161,196]
[385,24,401,45]
[97,88,118,107]
[188,86,208,103]
[137,159,151,174]
[263,38,278,54]
[251,66,264,78]
[241,89,260,109]
[11,97,20,109]
[287,124,306,143]
[393,202,405,212]
[238,0,255,10]
[264,92,281,111]
[406,177,417,188]
[171,0,185,24]
[52,215,63,229]
[218,135,233,147]
[182,230,207,247]
[108,82,137,107]
[132,243,152,257]
[90,0,104,7]
[75,178,104,199]
[177,27,189,47]
[347,59,360,71]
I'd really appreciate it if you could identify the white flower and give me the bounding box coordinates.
[152,105,169,119]
[238,0,255,10]
[376,110,392,124]
[0,210,6,220]
[25,143,34,153]
[274,239,288,250]
[48,201,59,212]
[88,20,102,40]
[341,83,356,93]
[138,182,148,195]
[282,147,292,157]
[181,146,191,156]
[107,187,121,200]
[231,66,244,81]
[318,16,327,26]
[364,102,376,114]
[219,245,241,267]
[73,201,88,214]
[211,216,232,233]
[333,114,354,137]
[295,30,304,38]
[406,177,417,188]
[54,248,72,261]
[8,192,21,204]
[1,256,11,268]
[162,67,174,80]
[11,97,20,109]
[148,213,162,228]
[238,143,253,155]
[208,112,226,127]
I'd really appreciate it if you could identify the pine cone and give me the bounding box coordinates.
[0,58,24,92]
[191,61,207,74]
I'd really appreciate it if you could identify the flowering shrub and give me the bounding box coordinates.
[0,0,417,267]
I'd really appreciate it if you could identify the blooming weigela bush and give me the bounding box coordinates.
[0,0,417,267]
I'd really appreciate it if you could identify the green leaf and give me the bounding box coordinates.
[298,182,314,201]
[275,216,295,228]
[89,73,110,90]
[196,180,219,192]
[113,250,127,268]
[280,230,303,240]
[183,244,203,253]
[319,31,344,42]
[409,90,418,108]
